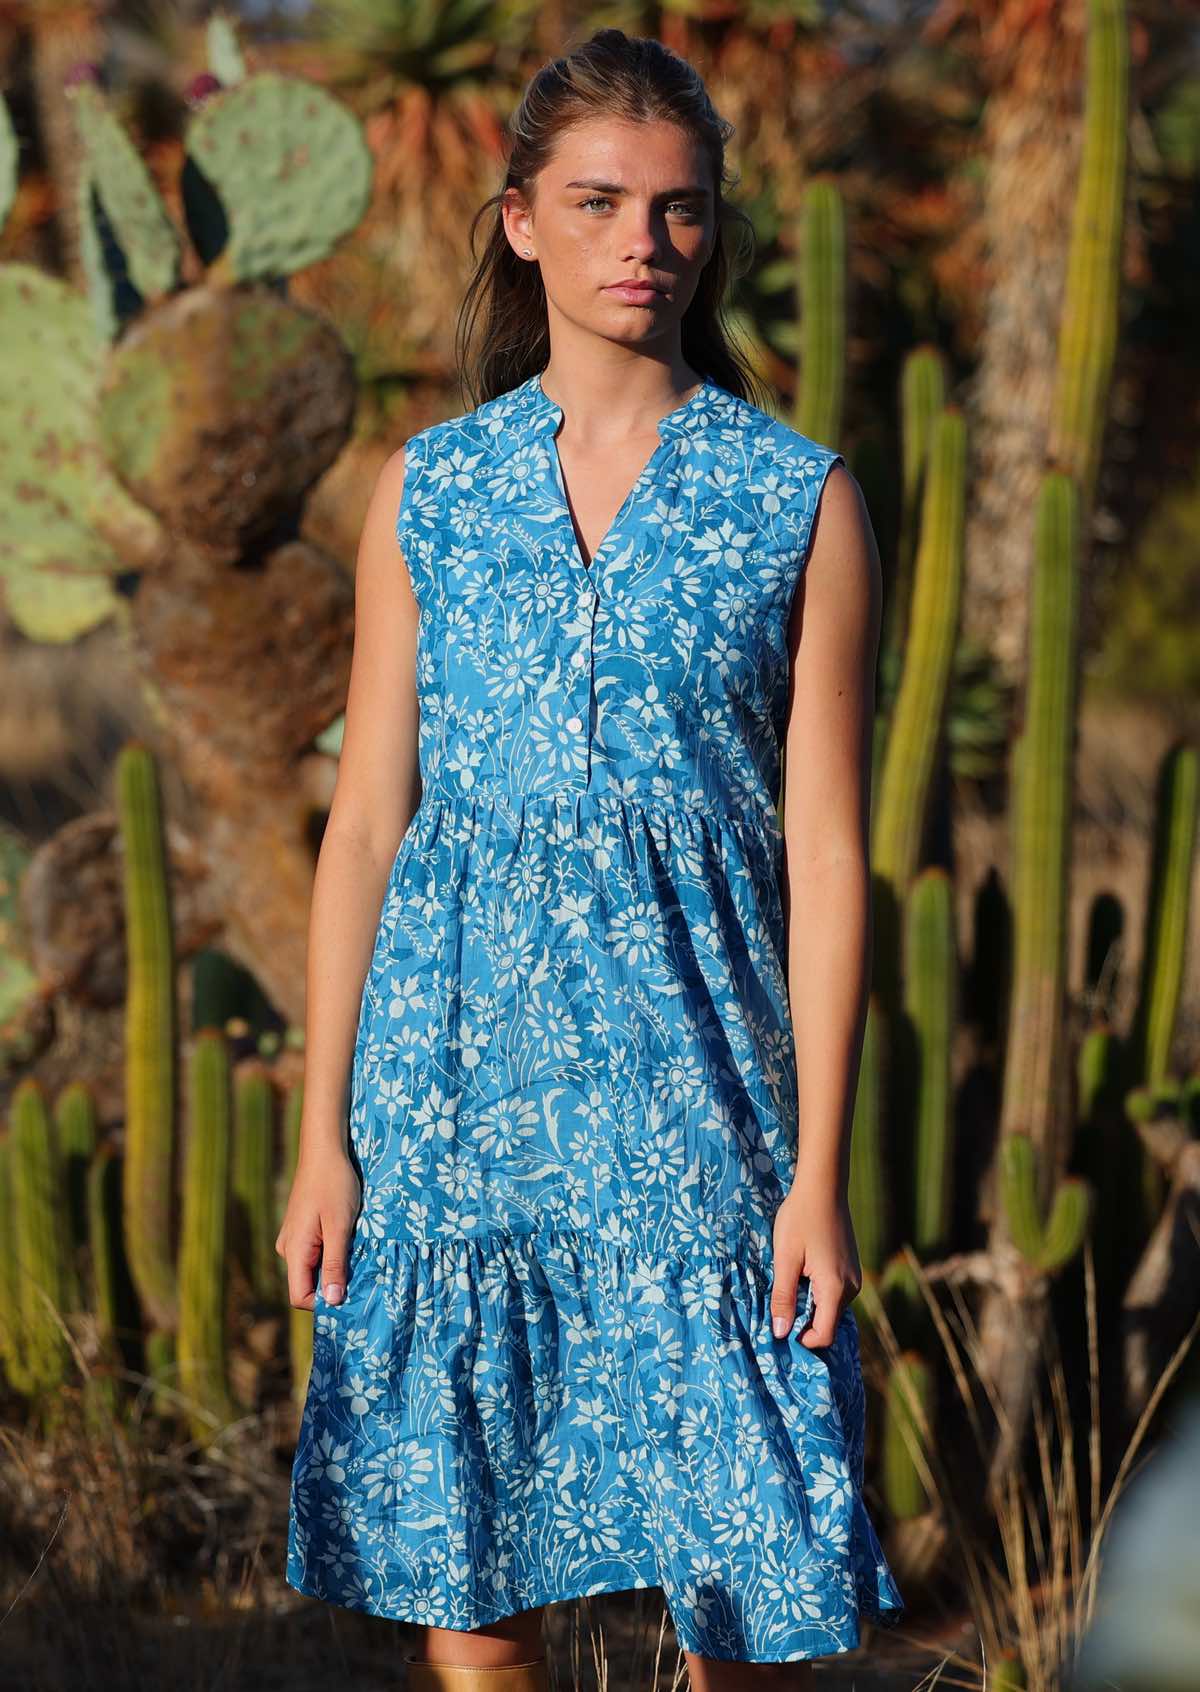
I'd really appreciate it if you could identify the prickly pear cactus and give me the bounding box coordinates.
[98,285,356,548]
[0,95,16,233]
[185,72,372,282]
[70,84,180,302]
[206,13,246,87]
[0,267,162,641]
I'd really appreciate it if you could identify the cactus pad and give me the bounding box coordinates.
[71,85,180,301]
[0,95,17,237]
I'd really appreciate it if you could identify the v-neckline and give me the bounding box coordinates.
[531,370,714,587]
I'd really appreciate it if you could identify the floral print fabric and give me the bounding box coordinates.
[286,371,906,1661]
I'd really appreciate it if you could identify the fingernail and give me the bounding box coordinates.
[772,1314,791,1338]
[324,1282,344,1304]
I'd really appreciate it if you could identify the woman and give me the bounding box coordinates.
[278,26,906,1691]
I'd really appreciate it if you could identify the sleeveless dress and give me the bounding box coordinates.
[286,371,907,1663]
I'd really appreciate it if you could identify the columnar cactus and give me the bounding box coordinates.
[11,1080,72,1398]
[233,1062,280,1303]
[871,410,968,902]
[282,1077,313,1406]
[118,742,179,1336]
[848,995,888,1276]
[905,869,956,1257]
[999,1131,1090,1274]
[1048,0,1130,501]
[177,1030,236,1439]
[882,1351,933,1521]
[999,474,1081,1176]
[794,178,845,449]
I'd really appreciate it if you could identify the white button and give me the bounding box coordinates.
[570,650,587,668]
[565,715,583,732]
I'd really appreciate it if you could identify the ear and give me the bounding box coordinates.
[501,187,535,260]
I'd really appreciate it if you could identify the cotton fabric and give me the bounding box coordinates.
[286,370,907,1661]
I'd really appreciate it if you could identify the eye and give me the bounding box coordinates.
[578,195,703,219]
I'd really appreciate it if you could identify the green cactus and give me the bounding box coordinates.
[881,345,947,679]
[85,1140,129,1419]
[0,94,17,237]
[0,266,161,642]
[118,742,179,1337]
[177,1030,236,1438]
[883,1350,932,1521]
[1048,0,1129,501]
[185,72,372,283]
[1131,742,1198,1092]
[282,1077,313,1406]
[905,869,956,1256]
[849,995,888,1275]
[872,409,967,900]
[1000,1131,1090,1273]
[233,1062,279,1303]
[794,178,845,448]
[207,13,247,86]
[878,1252,930,1350]
[69,85,180,304]
[56,1081,97,1272]
[1000,475,1081,1168]
[988,1651,1027,1691]
[0,1127,36,1396]
[11,1080,72,1397]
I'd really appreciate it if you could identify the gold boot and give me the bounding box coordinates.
[403,1656,550,1690]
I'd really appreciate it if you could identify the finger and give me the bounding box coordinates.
[287,1235,322,1311]
[770,1249,803,1339]
[798,1278,842,1348]
[320,1222,351,1306]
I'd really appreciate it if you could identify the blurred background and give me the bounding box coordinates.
[0,1,1198,1688]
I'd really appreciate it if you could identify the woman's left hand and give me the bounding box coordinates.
[770,1184,862,1348]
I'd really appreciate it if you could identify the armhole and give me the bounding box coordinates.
[396,431,427,605]
[786,448,845,624]
[798,450,845,575]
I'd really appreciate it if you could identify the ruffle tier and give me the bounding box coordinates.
[286,1220,906,1663]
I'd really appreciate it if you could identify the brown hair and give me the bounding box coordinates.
[454,28,770,413]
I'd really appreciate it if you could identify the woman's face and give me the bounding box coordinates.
[505,116,717,352]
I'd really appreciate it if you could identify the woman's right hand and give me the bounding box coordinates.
[275,1149,362,1310]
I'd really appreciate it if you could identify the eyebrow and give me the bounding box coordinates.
[563,178,711,198]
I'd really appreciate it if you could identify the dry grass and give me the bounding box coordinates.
[855,1237,1200,1692]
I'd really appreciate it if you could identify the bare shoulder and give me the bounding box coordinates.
[805,462,879,587]
[788,460,880,657]
[371,441,409,511]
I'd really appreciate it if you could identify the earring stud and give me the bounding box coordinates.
[524,248,532,256]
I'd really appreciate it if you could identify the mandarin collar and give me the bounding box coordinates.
[518,370,720,442]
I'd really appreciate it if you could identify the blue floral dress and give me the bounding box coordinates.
[286,370,906,1663]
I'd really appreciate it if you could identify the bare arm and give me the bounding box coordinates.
[770,463,883,1349]
[276,444,422,1311]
